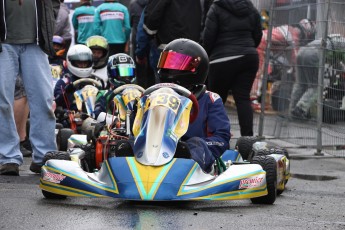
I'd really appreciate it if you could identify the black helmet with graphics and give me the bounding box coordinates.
[107,53,136,87]
[157,38,209,87]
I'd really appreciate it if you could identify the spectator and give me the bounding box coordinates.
[289,34,345,119]
[252,18,316,110]
[133,5,156,88]
[72,0,96,45]
[143,0,202,55]
[202,0,262,136]
[0,0,59,176]
[94,0,131,56]
[86,35,110,88]
[54,0,72,51]
[156,38,231,174]
[14,76,32,158]
[129,0,147,58]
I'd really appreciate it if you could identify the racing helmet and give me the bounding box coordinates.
[86,35,109,69]
[66,44,93,78]
[298,19,316,42]
[107,53,136,87]
[157,38,209,87]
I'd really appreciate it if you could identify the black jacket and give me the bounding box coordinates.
[0,0,60,56]
[202,0,262,61]
[143,0,202,47]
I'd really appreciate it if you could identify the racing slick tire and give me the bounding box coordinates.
[235,136,259,161]
[57,128,74,151]
[41,151,71,199]
[254,148,289,195]
[250,155,277,204]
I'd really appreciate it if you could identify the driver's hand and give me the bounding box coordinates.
[64,83,75,93]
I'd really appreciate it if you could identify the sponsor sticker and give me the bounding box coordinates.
[239,176,264,189]
[43,172,66,184]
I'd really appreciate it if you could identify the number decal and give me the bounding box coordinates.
[149,93,181,113]
[122,88,142,105]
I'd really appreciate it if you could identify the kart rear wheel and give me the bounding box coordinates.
[250,155,277,205]
[235,136,259,160]
[42,151,71,199]
[254,148,289,196]
[57,128,74,151]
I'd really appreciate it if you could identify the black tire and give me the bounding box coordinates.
[43,151,71,164]
[269,148,290,160]
[250,155,277,205]
[235,136,259,160]
[42,151,71,199]
[57,128,74,151]
[76,144,96,172]
[55,123,64,130]
[255,148,289,195]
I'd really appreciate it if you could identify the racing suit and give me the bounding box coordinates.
[183,90,231,173]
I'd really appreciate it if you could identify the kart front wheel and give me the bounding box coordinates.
[250,155,277,205]
[42,151,71,199]
[42,190,67,200]
[57,128,74,151]
[235,136,258,160]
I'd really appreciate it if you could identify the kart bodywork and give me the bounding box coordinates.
[41,83,289,204]
[40,150,269,201]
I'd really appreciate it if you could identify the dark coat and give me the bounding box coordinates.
[0,0,60,56]
[144,0,202,47]
[202,0,262,61]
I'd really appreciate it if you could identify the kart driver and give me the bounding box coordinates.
[86,35,110,88]
[156,38,231,174]
[93,53,137,120]
[54,44,101,111]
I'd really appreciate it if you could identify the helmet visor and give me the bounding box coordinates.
[110,64,135,77]
[157,51,200,72]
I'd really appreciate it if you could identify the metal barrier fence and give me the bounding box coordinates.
[230,0,345,157]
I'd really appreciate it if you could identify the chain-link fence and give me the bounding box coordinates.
[228,0,345,157]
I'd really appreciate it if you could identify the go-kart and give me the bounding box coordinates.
[55,78,104,151]
[40,83,288,204]
[59,83,145,170]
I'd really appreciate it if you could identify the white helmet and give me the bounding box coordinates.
[66,44,93,78]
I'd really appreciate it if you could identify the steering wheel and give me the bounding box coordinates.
[107,84,145,109]
[112,84,145,95]
[143,83,199,123]
[72,78,103,89]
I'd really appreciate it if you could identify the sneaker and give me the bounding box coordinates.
[20,141,32,157]
[30,162,43,174]
[21,138,32,152]
[0,163,19,176]
[291,107,310,119]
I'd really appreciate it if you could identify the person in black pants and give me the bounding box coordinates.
[202,0,262,136]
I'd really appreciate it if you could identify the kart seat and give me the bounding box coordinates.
[174,141,191,159]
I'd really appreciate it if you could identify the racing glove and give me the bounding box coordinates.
[64,83,75,93]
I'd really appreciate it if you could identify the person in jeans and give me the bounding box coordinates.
[0,0,59,176]
[202,0,262,136]
[289,35,345,119]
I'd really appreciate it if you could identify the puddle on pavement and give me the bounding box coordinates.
[291,173,338,181]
